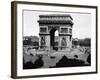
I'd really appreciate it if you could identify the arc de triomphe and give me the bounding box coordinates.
[38,14,73,51]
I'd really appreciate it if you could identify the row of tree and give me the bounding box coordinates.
[23,36,39,47]
[72,38,91,47]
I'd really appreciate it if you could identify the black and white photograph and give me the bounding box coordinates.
[11,1,97,78]
[23,11,91,69]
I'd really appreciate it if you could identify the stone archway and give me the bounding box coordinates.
[38,14,73,51]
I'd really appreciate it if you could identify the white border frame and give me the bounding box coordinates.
[14,2,97,77]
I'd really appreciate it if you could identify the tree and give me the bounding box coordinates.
[79,38,91,47]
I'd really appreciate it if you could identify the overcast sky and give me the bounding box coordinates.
[23,10,91,39]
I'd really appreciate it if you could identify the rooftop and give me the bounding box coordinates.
[39,14,73,20]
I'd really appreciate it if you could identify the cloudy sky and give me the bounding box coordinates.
[23,10,91,39]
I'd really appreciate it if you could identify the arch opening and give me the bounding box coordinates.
[50,28,59,50]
